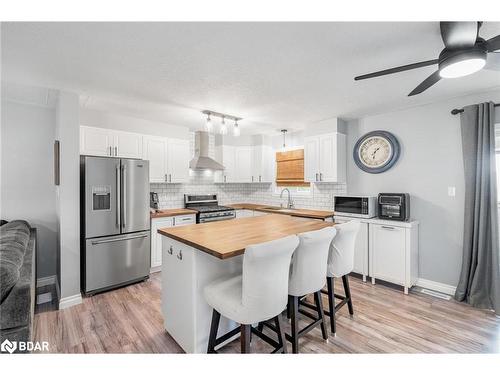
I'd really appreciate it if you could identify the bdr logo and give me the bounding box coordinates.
[1,339,49,353]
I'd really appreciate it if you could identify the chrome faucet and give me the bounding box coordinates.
[280,188,295,209]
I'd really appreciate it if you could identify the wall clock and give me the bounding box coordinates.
[353,130,400,174]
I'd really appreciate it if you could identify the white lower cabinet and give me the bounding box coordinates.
[150,214,196,272]
[334,216,419,294]
[369,221,419,294]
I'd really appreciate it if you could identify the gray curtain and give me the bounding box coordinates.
[455,101,500,314]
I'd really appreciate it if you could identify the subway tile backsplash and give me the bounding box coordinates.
[150,132,346,210]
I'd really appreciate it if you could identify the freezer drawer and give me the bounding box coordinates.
[85,231,151,293]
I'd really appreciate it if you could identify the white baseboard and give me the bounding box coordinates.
[416,278,456,296]
[59,293,83,309]
[36,275,57,287]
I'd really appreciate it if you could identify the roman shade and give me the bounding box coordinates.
[275,149,309,187]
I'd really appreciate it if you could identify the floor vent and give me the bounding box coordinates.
[36,292,53,305]
[419,288,451,300]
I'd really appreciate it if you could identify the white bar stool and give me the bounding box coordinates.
[204,235,299,353]
[280,227,337,353]
[323,220,360,335]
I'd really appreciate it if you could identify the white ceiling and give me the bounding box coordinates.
[2,22,500,134]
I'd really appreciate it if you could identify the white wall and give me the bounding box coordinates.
[346,90,500,287]
[80,108,190,139]
[56,91,81,306]
[0,100,58,278]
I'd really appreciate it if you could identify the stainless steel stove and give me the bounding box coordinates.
[184,194,235,223]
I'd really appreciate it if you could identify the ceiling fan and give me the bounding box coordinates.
[354,22,500,96]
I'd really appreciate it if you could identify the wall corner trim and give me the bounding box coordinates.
[59,293,83,310]
[416,278,456,296]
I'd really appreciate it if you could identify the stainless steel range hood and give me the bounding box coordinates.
[189,131,225,171]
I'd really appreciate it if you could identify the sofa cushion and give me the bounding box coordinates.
[0,221,31,302]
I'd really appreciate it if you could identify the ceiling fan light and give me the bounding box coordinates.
[220,117,228,135]
[439,57,486,78]
[233,120,240,137]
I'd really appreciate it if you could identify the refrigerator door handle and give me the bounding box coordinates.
[91,233,148,245]
[121,164,127,228]
[116,164,121,228]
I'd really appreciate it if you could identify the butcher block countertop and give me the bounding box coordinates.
[150,208,197,219]
[227,203,334,219]
[158,214,334,259]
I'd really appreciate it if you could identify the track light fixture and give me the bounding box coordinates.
[201,110,242,137]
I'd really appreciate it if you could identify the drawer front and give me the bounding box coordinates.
[370,224,406,285]
[173,214,196,226]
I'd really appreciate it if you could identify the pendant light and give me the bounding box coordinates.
[233,119,240,137]
[220,116,228,135]
[281,129,287,150]
[205,112,212,132]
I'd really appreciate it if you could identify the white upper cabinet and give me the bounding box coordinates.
[215,145,236,183]
[143,136,190,183]
[80,126,142,158]
[252,145,274,183]
[143,136,168,183]
[166,138,190,183]
[235,146,253,182]
[113,130,143,159]
[80,126,114,157]
[304,132,346,183]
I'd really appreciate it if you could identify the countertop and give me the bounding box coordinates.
[150,208,197,219]
[158,214,334,259]
[227,203,334,219]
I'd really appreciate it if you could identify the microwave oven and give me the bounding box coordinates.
[333,196,377,219]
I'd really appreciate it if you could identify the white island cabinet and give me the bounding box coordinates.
[161,238,241,353]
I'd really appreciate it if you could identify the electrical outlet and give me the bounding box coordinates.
[448,186,456,197]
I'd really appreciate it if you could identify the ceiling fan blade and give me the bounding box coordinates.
[440,21,479,49]
[408,70,441,96]
[486,35,500,52]
[485,52,500,71]
[354,59,438,81]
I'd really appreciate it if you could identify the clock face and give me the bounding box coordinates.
[358,136,393,168]
[353,131,400,174]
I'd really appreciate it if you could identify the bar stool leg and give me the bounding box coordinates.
[207,309,221,353]
[326,277,336,335]
[289,295,299,353]
[240,324,251,353]
[342,275,354,315]
[314,291,328,340]
[275,314,288,353]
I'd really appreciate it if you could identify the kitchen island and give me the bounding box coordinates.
[158,214,333,353]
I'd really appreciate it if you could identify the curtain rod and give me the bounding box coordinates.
[451,102,499,115]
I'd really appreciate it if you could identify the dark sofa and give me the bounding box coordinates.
[0,220,36,353]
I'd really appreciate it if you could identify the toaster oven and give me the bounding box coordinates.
[378,193,410,221]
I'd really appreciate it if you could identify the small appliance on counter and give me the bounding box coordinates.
[333,195,377,219]
[150,192,159,210]
[378,193,410,221]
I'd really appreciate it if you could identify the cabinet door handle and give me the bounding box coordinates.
[114,146,118,156]
[315,173,319,181]
[109,146,112,156]
[251,176,254,182]
[177,250,183,260]
[224,175,227,183]
[259,175,261,182]
[169,174,172,183]
[320,173,323,181]
[168,245,173,255]
[180,217,191,221]
[381,226,396,230]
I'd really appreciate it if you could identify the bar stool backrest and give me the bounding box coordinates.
[288,227,337,296]
[242,235,299,318]
[327,221,360,278]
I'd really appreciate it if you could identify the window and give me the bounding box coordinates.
[274,148,311,194]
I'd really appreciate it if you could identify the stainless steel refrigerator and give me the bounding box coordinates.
[80,156,150,295]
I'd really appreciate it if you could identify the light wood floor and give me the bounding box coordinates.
[34,273,500,353]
